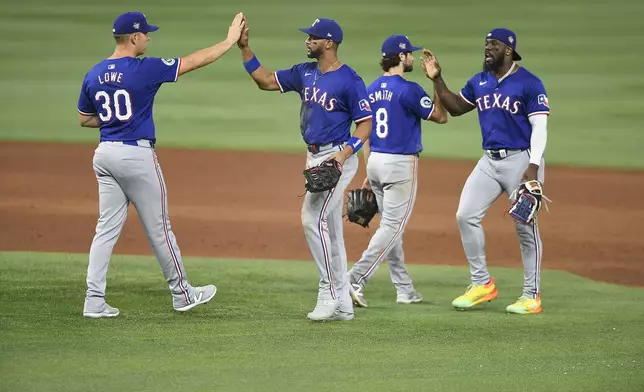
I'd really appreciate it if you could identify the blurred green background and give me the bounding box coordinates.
[1,0,642,168]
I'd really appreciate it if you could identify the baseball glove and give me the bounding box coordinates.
[346,189,379,228]
[303,159,343,193]
[508,180,549,225]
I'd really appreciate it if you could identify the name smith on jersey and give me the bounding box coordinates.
[368,89,394,103]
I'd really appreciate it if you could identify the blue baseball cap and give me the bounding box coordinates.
[112,12,159,35]
[381,34,422,57]
[486,28,521,61]
[299,18,343,44]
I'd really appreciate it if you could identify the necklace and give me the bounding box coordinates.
[497,62,517,84]
[313,60,339,85]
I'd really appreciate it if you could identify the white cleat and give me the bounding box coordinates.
[307,299,341,321]
[326,310,354,321]
[174,285,217,312]
[83,303,120,319]
[349,283,368,308]
[396,291,423,304]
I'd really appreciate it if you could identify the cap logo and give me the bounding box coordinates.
[487,33,492,37]
[508,36,514,44]
[327,33,332,37]
[399,43,407,49]
[312,19,320,27]
[133,22,140,30]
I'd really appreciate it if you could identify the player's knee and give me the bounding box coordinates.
[456,208,478,226]
[379,217,401,232]
[301,213,321,233]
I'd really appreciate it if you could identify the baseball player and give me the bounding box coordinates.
[77,12,246,318]
[347,35,447,308]
[424,28,550,314]
[237,17,373,321]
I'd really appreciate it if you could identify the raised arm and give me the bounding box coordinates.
[178,13,246,77]
[419,50,448,124]
[422,49,475,117]
[428,90,448,124]
[236,17,280,91]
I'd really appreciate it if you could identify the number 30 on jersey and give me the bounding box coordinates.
[375,108,388,139]
[95,89,133,122]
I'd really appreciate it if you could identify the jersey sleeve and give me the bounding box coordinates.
[525,79,551,116]
[402,83,435,120]
[77,77,96,115]
[346,77,373,123]
[140,57,181,85]
[459,76,477,106]
[274,63,305,93]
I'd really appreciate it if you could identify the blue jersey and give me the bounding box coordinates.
[77,57,181,142]
[275,62,372,145]
[366,75,434,155]
[460,66,550,150]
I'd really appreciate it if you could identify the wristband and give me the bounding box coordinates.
[347,137,363,154]
[243,55,261,74]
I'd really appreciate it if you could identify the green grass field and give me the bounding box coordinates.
[1,0,643,168]
[1,252,643,392]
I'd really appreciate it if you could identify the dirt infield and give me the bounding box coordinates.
[1,141,642,287]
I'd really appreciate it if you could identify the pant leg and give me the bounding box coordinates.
[456,156,504,285]
[386,239,415,295]
[327,191,353,313]
[497,151,546,298]
[347,174,385,285]
[112,145,194,305]
[348,154,418,289]
[85,149,129,310]
[301,151,358,302]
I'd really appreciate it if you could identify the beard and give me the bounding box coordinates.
[403,62,413,72]
[307,47,322,59]
[483,54,504,72]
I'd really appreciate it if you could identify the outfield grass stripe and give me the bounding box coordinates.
[1,251,643,391]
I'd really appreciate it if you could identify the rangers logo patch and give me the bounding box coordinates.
[537,94,549,108]
[359,99,371,112]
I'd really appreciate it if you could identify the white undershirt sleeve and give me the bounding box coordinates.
[528,114,548,165]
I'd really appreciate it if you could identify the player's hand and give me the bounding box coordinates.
[361,177,371,190]
[328,150,349,167]
[237,15,250,48]
[522,163,539,182]
[421,49,441,80]
[237,16,249,49]
[226,13,246,46]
